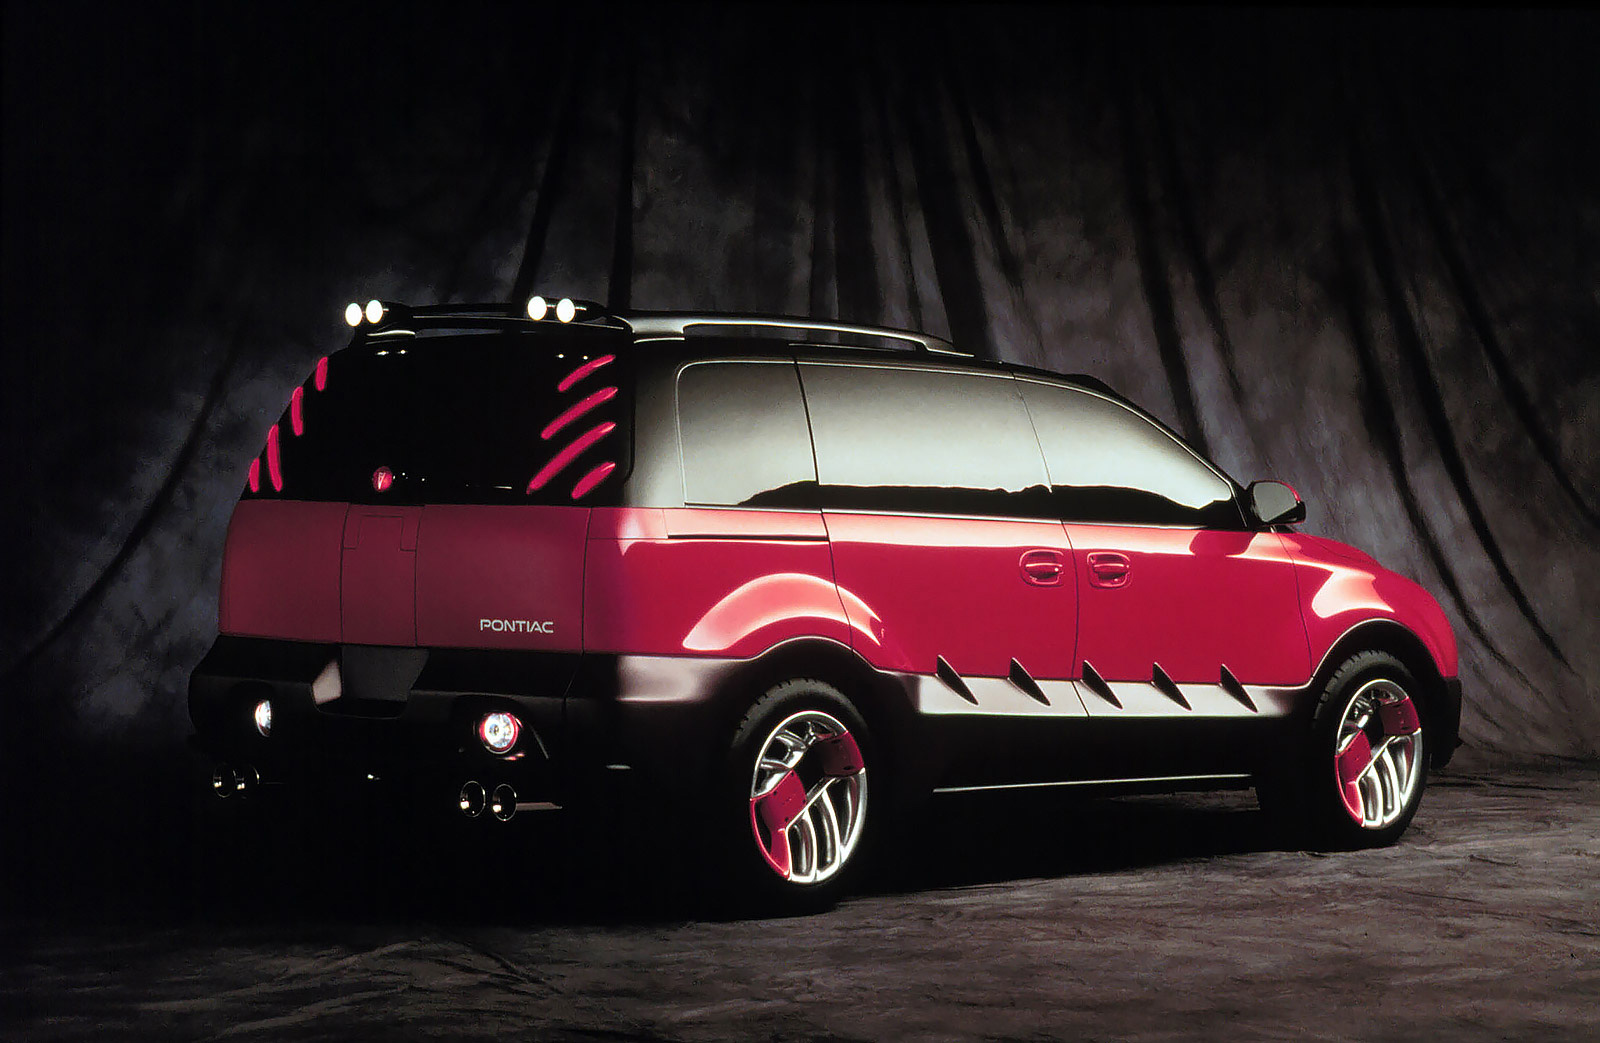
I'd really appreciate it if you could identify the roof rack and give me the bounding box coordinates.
[349,298,623,337]
[342,299,969,356]
[621,313,970,356]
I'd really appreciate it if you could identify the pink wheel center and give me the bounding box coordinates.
[751,771,806,878]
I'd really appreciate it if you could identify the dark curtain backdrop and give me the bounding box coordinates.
[3,6,1597,773]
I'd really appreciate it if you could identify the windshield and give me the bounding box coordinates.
[243,328,632,505]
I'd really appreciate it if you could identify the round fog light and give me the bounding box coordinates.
[478,712,520,754]
[253,699,273,737]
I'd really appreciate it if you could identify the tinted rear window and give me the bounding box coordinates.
[244,330,632,505]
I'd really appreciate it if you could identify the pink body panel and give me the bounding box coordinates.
[825,512,1077,679]
[340,507,420,645]
[219,499,346,642]
[1279,533,1459,678]
[584,507,850,657]
[414,504,590,650]
[1068,524,1309,685]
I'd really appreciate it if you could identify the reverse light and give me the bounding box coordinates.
[556,297,576,323]
[345,302,362,327]
[527,295,549,320]
[478,712,521,754]
[253,699,273,737]
[365,299,384,324]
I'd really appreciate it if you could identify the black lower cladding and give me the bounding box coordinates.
[188,637,592,803]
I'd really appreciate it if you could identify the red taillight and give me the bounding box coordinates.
[527,421,615,493]
[557,354,614,393]
[247,457,260,493]
[290,386,305,436]
[265,424,283,492]
[571,461,616,499]
[541,385,617,441]
[314,356,329,391]
[372,466,394,492]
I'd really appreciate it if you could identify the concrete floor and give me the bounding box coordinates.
[3,762,1597,1041]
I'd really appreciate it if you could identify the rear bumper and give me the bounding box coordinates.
[188,636,730,809]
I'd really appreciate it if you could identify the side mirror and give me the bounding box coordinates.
[1247,480,1306,526]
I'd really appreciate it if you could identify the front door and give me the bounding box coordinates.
[1017,378,1309,780]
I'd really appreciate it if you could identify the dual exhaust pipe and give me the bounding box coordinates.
[458,780,518,822]
[211,763,259,798]
[458,781,559,822]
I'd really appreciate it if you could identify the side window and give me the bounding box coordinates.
[799,363,1049,516]
[1017,380,1243,528]
[677,361,817,507]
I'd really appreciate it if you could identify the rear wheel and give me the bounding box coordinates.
[1259,651,1429,849]
[722,679,872,913]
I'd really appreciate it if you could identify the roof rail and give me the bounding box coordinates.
[621,313,970,356]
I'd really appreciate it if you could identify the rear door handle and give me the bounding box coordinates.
[1087,551,1132,588]
[1020,549,1066,586]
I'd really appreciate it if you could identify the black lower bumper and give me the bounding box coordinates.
[188,636,738,812]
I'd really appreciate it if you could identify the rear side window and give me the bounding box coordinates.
[1017,380,1242,528]
[799,363,1049,517]
[677,361,817,507]
[243,330,631,505]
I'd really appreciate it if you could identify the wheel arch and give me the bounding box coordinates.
[1309,619,1456,767]
[705,636,924,796]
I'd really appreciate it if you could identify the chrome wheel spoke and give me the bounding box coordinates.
[1334,679,1425,830]
[748,708,868,885]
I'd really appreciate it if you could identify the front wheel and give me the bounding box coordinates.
[1259,651,1429,849]
[723,678,873,913]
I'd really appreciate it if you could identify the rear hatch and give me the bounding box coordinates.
[219,328,631,652]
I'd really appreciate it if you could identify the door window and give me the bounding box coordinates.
[799,363,1049,517]
[1017,380,1243,528]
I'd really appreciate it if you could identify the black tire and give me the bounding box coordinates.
[717,678,875,915]
[1258,651,1430,850]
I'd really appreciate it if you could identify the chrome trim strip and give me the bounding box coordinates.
[933,773,1252,794]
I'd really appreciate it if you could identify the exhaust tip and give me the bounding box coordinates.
[490,783,517,822]
[458,781,487,818]
[210,763,258,799]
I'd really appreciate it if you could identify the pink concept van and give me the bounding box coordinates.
[190,298,1462,908]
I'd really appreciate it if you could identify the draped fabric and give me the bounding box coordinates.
[3,7,1596,761]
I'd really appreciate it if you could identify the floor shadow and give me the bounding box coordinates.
[1,747,1278,932]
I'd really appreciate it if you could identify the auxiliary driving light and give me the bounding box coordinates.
[253,699,273,737]
[478,712,521,754]
[365,299,384,324]
[344,302,363,326]
[527,295,549,320]
[555,297,576,323]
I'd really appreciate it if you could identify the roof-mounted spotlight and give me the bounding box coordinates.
[556,297,576,323]
[528,295,549,321]
[345,302,363,327]
[365,299,385,324]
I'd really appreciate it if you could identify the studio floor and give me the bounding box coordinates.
[3,763,1596,1042]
